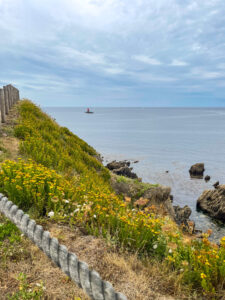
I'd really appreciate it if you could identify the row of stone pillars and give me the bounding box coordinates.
[0,84,20,123]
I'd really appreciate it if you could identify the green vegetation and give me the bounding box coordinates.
[0,99,224,297]
[7,273,45,300]
[116,175,158,199]
[0,218,21,244]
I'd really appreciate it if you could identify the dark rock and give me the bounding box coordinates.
[204,175,210,182]
[134,160,139,163]
[189,163,205,178]
[174,205,192,225]
[112,166,137,179]
[197,185,225,222]
[166,170,169,173]
[143,186,176,219]
[213,181,219,188]
[106,160,130,170]
[143,186,171,204]
[170,195,173,201]
[173,205,195,233]
[110,175,173,216]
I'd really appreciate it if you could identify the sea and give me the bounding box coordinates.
[44,107,225,241]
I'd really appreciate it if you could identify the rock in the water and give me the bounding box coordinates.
[112,166,137,179]
[106,160,138,179]
[134,160,139,163]
[197,185,225,222]
[204,175,210,182]
[213,181,219,188]
[189,163,205,178]
[106,160,130,170]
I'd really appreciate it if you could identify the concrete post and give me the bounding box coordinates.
[3,86,9,115]
[7,85,12,108]
[0,88,6,123]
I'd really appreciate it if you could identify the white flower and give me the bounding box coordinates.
[64,200,69,203]
[153,244,158,249]
[21,234,24,237]
[74,208,80,213]
[93,214,97,218]
[180,268,184,273]
[48,211,54,218]
[169,249,172,254]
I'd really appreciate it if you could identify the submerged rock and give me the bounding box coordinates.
[197,185,225,222]
[213,181,219,188]
[204,175,210,182]
[189,163,205,178]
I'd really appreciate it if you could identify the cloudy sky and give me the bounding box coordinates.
[1,0,225,106]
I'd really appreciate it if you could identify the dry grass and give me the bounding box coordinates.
[0,104,20,161]
[1,218,180,299]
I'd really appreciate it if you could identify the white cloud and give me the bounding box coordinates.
[133,55,162,65]
[56,46,106,66]
[103,67,126,75]
[1,0,225,105]
[170,59,188,66]
[191,68,225,79]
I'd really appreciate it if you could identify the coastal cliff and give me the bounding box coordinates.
[0,100,225,299]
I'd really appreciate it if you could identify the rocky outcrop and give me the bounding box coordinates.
[173,205,195,233]
[106,160,138,179]
[113,166,138,179]
[197,185,225,222]
[189,163,205,178]
[106,160,130,170]
[111,174,196,233]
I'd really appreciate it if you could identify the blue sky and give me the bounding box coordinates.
[1,0,225,107]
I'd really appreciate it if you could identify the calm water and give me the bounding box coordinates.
[44,107,225,241]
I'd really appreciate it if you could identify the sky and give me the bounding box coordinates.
[1,0,225,107]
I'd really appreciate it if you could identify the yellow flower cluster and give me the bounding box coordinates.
[0,159,73,215]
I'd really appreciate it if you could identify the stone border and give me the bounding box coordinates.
[0,194,127,300]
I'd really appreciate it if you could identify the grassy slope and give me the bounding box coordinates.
[0,100,224,299]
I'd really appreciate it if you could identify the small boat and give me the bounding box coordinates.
[85,108,94,114]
